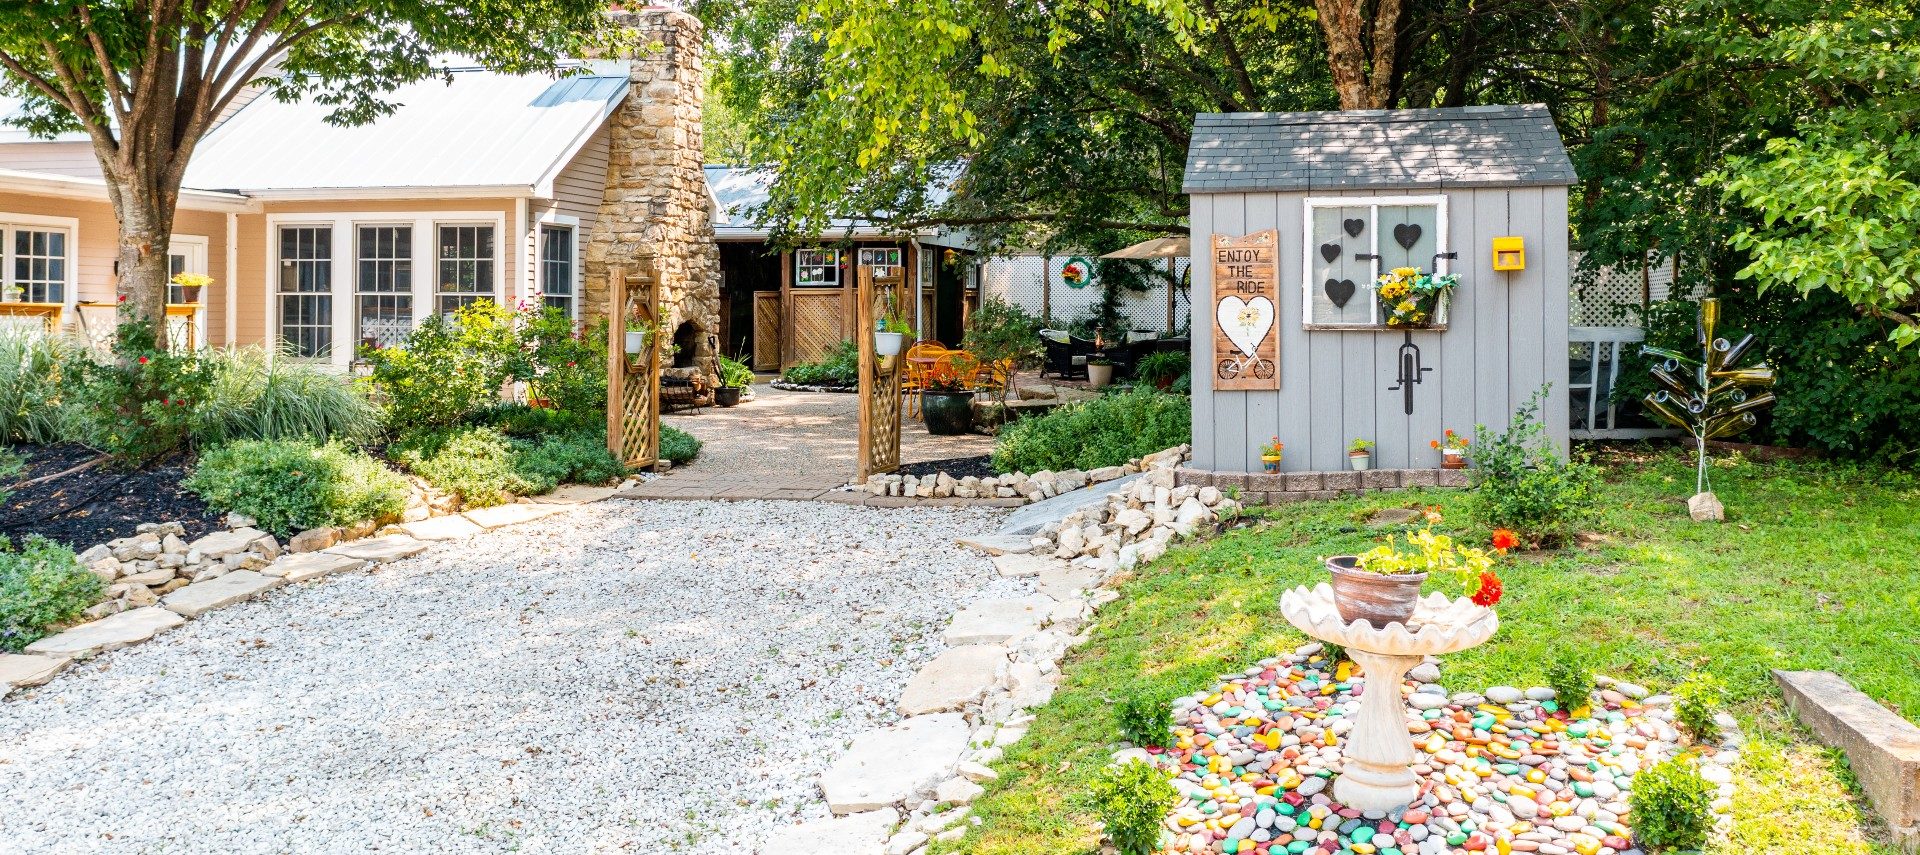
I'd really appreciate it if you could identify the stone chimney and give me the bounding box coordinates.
[585,7,723,385]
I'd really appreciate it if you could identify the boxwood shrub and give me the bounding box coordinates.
[1,536,105,652]
[187,439,409,536]
[992,388,1190,474]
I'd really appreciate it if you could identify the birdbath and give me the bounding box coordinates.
[1279,583,1499,812]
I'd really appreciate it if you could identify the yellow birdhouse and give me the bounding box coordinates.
[1492,236,1525,271]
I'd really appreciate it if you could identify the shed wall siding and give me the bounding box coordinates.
[1190,186,1569,473]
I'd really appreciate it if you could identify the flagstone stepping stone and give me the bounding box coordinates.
[462,503,562,529]
[943,596,1052,646]
[24,607,185,658]
[530,485,617,504]
[990,553,1052,577]
[899,645,1009,715]
[998,472,1142,535]
[760,807,899,854]
[187,526,272,559]
[323,535,429,563]
[956,534,1032,556]
[399,515,485,541]
[0,653,66,690]
[163,570,284,618]
[263,552,369,583]
[1034,563,1098,600]
[821,714,969,813]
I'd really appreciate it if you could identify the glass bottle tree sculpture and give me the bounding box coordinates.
[1639,297,1778,496]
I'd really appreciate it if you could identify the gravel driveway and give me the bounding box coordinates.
[0,499,1013,853]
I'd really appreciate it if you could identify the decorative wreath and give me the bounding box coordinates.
[1060,256,1095,289]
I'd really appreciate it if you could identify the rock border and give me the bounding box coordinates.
[851,445,1186,505]
[770,380,859,394]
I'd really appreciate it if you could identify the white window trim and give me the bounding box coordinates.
[264,210,507,368]
[168,234,210,349]
[795,247,842,288]
[351,222,417,350]
[535,211,582,320]
[1299,195,1449,328]
[0,212,80,312]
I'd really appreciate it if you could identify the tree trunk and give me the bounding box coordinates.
[1313,0,1403,110]
[101,171,181,352]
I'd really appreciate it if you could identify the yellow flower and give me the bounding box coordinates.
[1392,266,1420,278]
[1396,300,1417,313]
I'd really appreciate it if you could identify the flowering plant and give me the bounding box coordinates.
[1374,266,1458,327]
[925,361,971,393]
[1431,429,1469,453]
[1354,516,1511,606]
[1259,436,1284,458]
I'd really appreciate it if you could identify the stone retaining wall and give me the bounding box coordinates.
[1175,466,1470,504]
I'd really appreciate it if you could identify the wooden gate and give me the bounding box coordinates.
[606,264,660,468]
[856,264,904,480]
[753,292,781,371]
[790,290,844,365]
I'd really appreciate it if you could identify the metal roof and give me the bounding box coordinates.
[0,97,93,144]
[1183,104,1577,194]
[185,65,628,196]
[706,165,962,242]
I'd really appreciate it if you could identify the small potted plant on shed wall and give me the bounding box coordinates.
[1324,513,1512,628]
[1259,436,1284,473]
[1348,438,1374,471]
[1432,430,1469,469]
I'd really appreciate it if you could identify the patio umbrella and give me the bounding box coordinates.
[1100,236,1190,260]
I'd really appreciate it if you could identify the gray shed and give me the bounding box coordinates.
[1182,104,1575,475]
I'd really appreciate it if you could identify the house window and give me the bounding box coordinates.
[357,225,413,348]
[277,225,333,359]
[858,247,903,279]
[7,227,67,304]
[1302,198,1445,326]
[436,224,495,315]
[795,248,840,287]
[540,225,574,317]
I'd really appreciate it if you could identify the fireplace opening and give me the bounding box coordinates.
[672,321,700,369]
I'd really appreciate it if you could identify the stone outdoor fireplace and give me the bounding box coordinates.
[583,7,723,387]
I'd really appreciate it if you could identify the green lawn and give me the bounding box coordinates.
[939,448,1919,855]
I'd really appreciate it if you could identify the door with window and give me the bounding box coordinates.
[278,225,333,359]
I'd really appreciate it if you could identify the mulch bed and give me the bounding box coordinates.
[897,454,996,481]
[2,444,222,551]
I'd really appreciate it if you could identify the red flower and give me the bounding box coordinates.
[1471,571,1503,607]
[567,361,576,368]
[1491,529,1519,552]
[137,356,149,364]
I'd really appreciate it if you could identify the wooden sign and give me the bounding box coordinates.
[1211,229,1280,390]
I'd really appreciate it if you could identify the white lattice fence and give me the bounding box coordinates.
[1570,252,1678,326]
[980,254,1191,334]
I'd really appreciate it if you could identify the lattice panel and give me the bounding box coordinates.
[857,269,903,480]
[606,265,660,469]
[980,254,1191,334]
[618,349,658,465]
[753,293,781,371]
[791,292,844,364]
[1570,251,1680,326]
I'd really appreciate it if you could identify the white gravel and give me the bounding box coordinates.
[0,499,1016,853]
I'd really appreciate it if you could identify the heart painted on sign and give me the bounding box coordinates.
[1323,278,1357,308]
[1216,295,1275,359]
[1393,223,1422,250]
[1343,218,1365,237]
[1319,243,1341,263]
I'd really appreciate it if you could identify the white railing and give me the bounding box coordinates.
[1569,326,1679,439]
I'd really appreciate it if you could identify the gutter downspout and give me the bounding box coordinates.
[225,213,238,348]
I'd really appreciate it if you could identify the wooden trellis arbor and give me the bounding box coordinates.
[856,263,905,480]
[607,264,661,469]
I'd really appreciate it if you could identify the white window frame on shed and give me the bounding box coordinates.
[535,211,581,320]
[1300,195,1449,328]
[265,210,507,369]
[0,212,79,312]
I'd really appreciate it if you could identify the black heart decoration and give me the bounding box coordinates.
[1319,243,1341,263]
[1343,218,1364,237]
[1324,278,1357,308]
[1393,223,1422,250]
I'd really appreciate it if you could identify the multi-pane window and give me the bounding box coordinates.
[8,228,67,304]
[795,248,840,287]
[277,226,333,359]
[540,225,574,317]
[1303,198,1445,326]
[356,225,413,348]
[436,224,495,315]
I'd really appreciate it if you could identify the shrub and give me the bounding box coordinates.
[0,329,90,445]
[519,307,607,416]
[1081,759,1176,855]
[474,403,603,439]
[360,300,520,430]
[511,431,626,493]
[1673,673,1727,742]
[1114,683,1176,748]
[1629,757,1715,851]
[193,347,381,446]
[717,354,755,388]
[394,426,521,509]
[0,536,104,652]
[1135,350,1190,387]
[780,339,860,387]
[187,439,409,536]
[1469,385,1600,548]
[1546,655,1595,711]
[992,387,1190,473]
[71,314,215,462]
[660,425,701,465]
[963,296,1042,403]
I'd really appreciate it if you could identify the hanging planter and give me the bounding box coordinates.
[1374,267,1458,329]
[875,330,905,357]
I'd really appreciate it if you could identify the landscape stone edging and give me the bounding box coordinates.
[770,380,858,394]
[1175,465,1471,504]
[851,445,1187,505]
[1774,669,1920,850]
[2,491,620,697]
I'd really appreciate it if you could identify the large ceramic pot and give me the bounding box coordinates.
[1087,363,1114,389]
[714,386,743,407]
[1325,556,1427,628]
[923,391,976,435]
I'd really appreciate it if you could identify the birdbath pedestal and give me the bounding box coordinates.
[1279,583,1499,812]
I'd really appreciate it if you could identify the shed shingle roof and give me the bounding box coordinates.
[1182,104,1577,194]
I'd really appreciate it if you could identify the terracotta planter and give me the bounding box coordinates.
[1441,450,1466,470]
[923,391,975,435]
[1087,363,1114,389]
[1349,451,1372,471]
[1326,556,1427,628]
[714,386,743,407]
